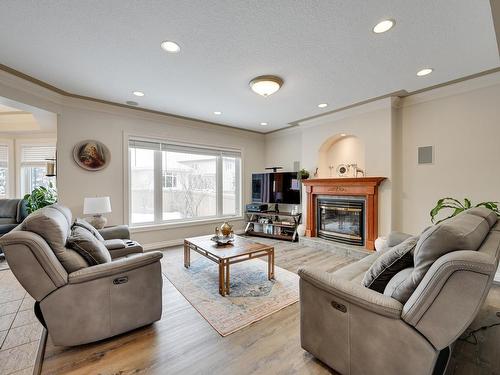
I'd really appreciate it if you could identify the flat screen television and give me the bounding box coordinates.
[252,172,301,204]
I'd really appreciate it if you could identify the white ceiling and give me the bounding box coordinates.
[0,1,498,133]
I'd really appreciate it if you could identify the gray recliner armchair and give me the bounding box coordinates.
[0,204,163,346]
[299,208,500,375]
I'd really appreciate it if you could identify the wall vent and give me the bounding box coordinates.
[418,146,433,164]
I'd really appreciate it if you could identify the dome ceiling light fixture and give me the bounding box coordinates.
[373,19,395,34]
[249,75,283,97]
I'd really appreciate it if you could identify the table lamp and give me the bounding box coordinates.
[83,196,111,229]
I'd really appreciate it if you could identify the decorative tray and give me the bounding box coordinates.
[210,234,235,246]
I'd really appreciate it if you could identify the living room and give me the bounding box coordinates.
[0,1,499,374]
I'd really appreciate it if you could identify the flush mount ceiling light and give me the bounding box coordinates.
[132,91,144,97]
[260,122,268,126]
[161,40,181,53]
[318,103,328,108]
[249,75,283,97]
[417,68,434,76]
[373,19,395,33]
[340,133,347,137]
[213,111,222,115]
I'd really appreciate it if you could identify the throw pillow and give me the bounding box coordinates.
[362,236,418,293]
[73,218,105,242]
[67,226,111,266]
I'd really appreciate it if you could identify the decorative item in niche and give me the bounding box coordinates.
[336,164,350,177]
[73,140,110,171]
[349,163,365,177]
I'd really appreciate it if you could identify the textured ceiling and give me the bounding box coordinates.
[0,1,498,132]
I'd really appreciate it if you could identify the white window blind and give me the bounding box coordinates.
[0,145,8,168]
[21,145,56,165]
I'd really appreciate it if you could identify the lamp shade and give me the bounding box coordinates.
[83,197,111,215]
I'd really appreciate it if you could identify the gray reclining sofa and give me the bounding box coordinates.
[0,204,163,346]
[299,207,500,375]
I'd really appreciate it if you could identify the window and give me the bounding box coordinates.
[129,139,241,226]
[20,144,56,196]
[0,145,9,199]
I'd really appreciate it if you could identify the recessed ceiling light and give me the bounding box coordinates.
[373,19,395,33]
[318,103,328,108]
[213,111,222,115]
[126,101,138,106]
[249,75,283,97]
[417,68,433,77]
[161,40,181,53]
[132,91,144,97]
[340,133,347,137]
[260,122,268,126]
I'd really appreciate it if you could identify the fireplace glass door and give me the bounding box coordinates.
[317,198,364,246]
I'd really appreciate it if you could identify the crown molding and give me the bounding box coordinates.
[0,64,265,136]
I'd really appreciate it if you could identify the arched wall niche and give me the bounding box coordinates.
[317,134,365,178]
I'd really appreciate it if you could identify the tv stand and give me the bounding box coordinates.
[244,211,302,242]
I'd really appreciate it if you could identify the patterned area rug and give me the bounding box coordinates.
[162,251,299,336]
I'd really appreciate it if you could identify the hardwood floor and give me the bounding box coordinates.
[41,240,353,375]
[40,240,500,375]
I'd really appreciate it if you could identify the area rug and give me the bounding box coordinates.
[162,252,299,336]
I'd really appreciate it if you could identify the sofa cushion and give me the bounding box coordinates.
[68,226,111,265]
[73,218,105,242]
[22,206,88,273]
[465,207,497,228]
[362,236,418,293]
[103,239,126,250]
[0,199,20,219]
[383,267,414,297]
[386,231,413,248]
[389,212,490,303]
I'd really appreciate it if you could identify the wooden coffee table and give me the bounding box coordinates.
[184,235,275,296]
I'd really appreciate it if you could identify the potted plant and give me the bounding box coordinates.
[430,197,499,224]
[297,168,310,181]
[23,183,57,214]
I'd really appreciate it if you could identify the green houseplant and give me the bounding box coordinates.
[430,197,499,224]
[297,168,310,180]
[23,183,57,214]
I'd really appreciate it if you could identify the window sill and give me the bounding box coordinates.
[129,215,244,233]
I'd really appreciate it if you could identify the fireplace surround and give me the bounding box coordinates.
[302,177,386,250]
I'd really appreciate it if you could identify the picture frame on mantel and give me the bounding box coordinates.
[73,140,110,171]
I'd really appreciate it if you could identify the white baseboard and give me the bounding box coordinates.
[142,239,184,251]
[141,229,246,251]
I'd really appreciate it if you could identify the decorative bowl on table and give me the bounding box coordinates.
[210,233,235,246]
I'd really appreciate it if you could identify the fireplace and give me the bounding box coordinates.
[302,177,386,250]
[317,197,365,246]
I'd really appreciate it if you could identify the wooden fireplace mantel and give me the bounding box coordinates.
[302,177,386,250]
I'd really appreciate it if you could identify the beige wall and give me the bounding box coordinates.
[57,101,265,246]
[0,70,265,248]
[398,77,500,234]
[264,72,500,238]
[265,99,395,236]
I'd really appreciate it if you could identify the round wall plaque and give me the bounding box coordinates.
[73,140,110,171]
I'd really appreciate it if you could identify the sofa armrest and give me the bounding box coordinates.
[98,225,130,240]
[298,267,403,319]
[69,251,163,284]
